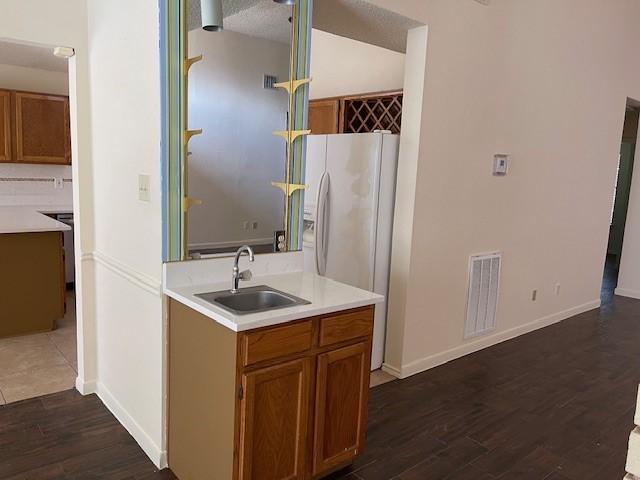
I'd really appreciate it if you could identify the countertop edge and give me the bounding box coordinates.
[164,286,384,333]
[0,205,73,234]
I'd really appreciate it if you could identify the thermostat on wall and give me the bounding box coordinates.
[493,154,509,176]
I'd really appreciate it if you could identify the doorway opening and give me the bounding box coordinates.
[602,100,639,301]
[0,39,78,404]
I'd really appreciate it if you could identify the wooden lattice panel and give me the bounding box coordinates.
[342,91,403,134]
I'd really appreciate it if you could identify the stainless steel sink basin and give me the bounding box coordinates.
[195,285,310,315]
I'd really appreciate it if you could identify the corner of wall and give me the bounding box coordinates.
[383,25,429,371]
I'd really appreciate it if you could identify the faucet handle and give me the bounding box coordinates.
[238,269,253,281]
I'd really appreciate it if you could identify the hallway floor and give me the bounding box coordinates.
[1,269,637,479]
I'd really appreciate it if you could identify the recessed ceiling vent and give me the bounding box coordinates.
[465,252,501,339]
[263,74,278,90]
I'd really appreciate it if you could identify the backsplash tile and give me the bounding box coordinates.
[0,164,73,206]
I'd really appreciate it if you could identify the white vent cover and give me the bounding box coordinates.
[465,252,501,339]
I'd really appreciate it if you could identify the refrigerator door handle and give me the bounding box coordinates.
[315,171,330,276]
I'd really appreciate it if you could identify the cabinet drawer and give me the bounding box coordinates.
[242,320,313,366]
[319,308,374,347]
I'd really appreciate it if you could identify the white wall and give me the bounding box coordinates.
[0,0,97,405]
[359,0,640,381]
[187,29,289,250]
[0,63,69,95]
[86,0,165,467]
[309,29,405,100]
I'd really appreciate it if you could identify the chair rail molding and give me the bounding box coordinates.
[81,251,162,296]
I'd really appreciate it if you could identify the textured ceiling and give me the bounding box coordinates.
[188,0,292,45]
[188,0,421,52]
[0,40,67,72]
[313,0,422,53]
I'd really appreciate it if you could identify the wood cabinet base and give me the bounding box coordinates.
[168,300,374,480]
[0,232,65,338]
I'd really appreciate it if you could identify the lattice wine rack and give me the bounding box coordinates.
[342,91,403,134]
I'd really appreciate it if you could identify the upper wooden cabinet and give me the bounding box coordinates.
[0,89,71,165]
[14,91,71,165]
[309,99,340,135]
[0,90,11,162]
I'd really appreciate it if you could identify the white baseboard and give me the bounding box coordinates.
[615,287,640,300]
[380,363,401,378]
[396,299,601,379]
[75,377,97,395]
[95,382,167,469]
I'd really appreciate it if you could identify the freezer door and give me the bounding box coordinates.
[324,133,382,290]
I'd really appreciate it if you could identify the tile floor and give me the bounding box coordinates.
[0,292,77,405]
[370,369,396,388]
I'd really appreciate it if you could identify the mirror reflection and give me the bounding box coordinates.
[186,0,293,257]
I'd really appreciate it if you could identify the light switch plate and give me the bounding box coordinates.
[138,174,151,202]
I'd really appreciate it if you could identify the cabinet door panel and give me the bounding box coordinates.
[239,358,311,480]
[309,99,340,135]
[0,90,10,162]
[313,342,370,476]
[15,92,70,164]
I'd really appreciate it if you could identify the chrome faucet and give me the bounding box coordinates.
[231,245,255,294]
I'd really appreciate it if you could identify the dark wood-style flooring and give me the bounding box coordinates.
[1,260,637,479]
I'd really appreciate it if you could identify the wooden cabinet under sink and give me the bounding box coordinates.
[168,300,375,480]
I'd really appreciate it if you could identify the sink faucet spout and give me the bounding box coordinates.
[231,245,255,294]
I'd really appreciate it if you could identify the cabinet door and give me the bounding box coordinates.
[309,99,340,135]
[313,342,370,476]
[14,92,70,164]
[238,358,312,480]
[0,90,10,162]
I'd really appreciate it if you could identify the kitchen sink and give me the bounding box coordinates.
[195,285,310,315]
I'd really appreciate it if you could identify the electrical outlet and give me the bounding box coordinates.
[532,289,538,301]
[53,177,64,189]
[554,284,561,296]
[274,230,286,252]
[138,174,150,202]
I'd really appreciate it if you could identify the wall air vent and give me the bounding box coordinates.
[465,252,501,339]
[263,74,278,89]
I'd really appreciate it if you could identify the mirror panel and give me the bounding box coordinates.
[185,0,294,258]
[161,0,312,261]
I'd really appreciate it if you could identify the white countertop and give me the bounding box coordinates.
[164,271,384,332]
[0,205,73,234]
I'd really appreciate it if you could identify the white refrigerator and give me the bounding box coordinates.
[303,132,400,370]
